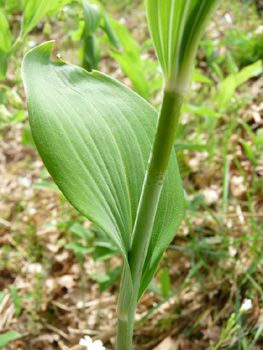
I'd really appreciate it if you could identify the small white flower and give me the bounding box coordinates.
[240,298,252,312]
[79,336,105,350]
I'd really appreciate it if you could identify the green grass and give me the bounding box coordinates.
[0,0,263,349]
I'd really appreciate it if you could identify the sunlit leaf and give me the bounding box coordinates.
[22,41,183,294]
[101,14,121,49]
[217,59,263,111]
[0,11,12,80]
[82,0,101,36]
[0,331,21,349]
[21,0,54,37]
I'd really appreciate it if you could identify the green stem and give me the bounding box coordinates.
[116,89,184,350]
[11,36,22,53]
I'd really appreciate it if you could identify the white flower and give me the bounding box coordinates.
[240,298,252,312]
[79,336,105,350]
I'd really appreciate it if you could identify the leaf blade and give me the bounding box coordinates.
[22,41,184,295]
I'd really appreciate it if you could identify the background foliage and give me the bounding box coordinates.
[0,0,263,349]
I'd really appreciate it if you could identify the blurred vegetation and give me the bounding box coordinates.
[0,0,263,349]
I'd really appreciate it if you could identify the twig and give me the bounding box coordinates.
[222,212,263,218]
[0,217,11,227]
[44,323,71,341]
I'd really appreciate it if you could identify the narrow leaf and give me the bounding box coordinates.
[21,0,54,38]
[0,11,12,80]
[0,331,21,349]
[82,0,101,36]
[217,60,263,111]
[101,14,121,49]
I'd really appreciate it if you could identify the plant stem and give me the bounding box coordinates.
[116,89,184,350]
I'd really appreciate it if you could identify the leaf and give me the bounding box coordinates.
[109,18,140,63]
[94,238,118,250]
[65,242,93,254]
[33,179,60,192]
[93,246,118,261]
[109,18,149,98]
[95,266,121,293]
[69,222,92,240]
[239,139,257,165]
[81,34,100,71]
[174,143,209,152]
[82,0,101,36]
[181,104,219,117]
[22,41,183,295]
[9,285,22,316]
[217,60,263,111]
[21,0,54,38]
[0,11,12,80]
[110,50,149,99]
[101,14,121,49]
[81,0,101,71]
[0,331,21,349]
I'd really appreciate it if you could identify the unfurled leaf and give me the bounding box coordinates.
[0,11,12,80]
[101,14,121,49]
[21,0,54,37]
[22,41,183,294]
[81,0,101,71]
[82,0,101,36]
[81,34,100,71]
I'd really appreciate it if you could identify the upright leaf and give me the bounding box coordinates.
[101,14,121,49]
[22,41,183,294]
[109,18,149,99]
[21,0,54,38]
[81,0,101,71]
[82,0,101,36]
[0,11,12,80]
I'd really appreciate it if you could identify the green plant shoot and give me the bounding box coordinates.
[22,0,222,349]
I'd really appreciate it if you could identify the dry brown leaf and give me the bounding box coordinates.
[153,336,177,350]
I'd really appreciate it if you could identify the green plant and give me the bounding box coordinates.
[0,331,21,349]
[79,0,120,72]
[21,1,222,349]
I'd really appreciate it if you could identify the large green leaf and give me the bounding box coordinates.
[0,11,12,80]
[22,41,183,294]
[21,0,54,38]
[146,0,222,93]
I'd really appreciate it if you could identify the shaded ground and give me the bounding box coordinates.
[1,1,263,349]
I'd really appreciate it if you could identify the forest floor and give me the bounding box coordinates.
[1,1,263,349]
